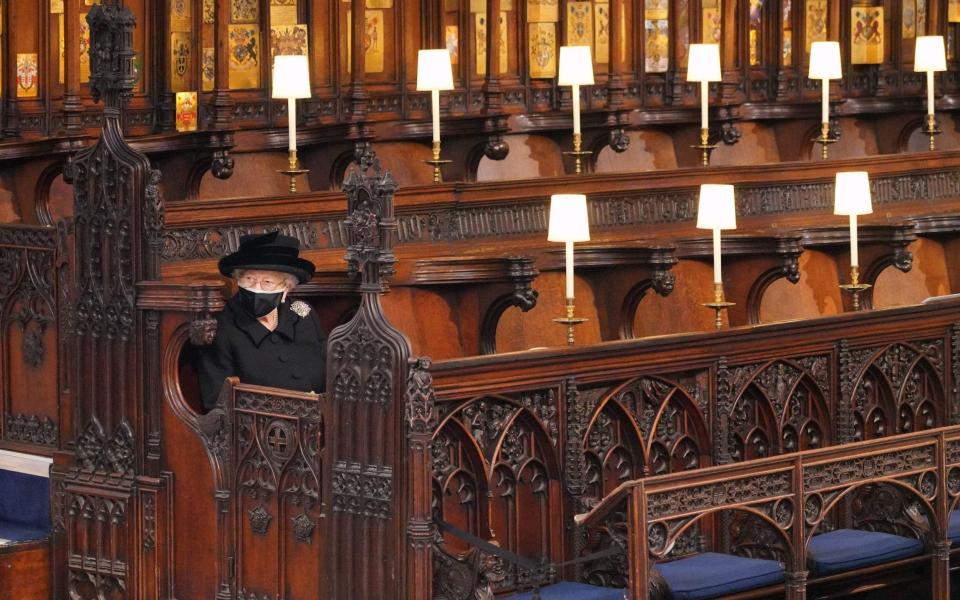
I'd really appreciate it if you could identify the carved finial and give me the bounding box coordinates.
[86,0,137,105]
[342,152,398,290]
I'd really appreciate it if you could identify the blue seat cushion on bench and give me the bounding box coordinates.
[0,521,49,544]
[949,511,960,543]
[0,470,50,531]
[654,552,785,600]
[807,529,923,576]
[502,582,625,599]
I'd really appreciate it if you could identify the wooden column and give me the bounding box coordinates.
[2,0,18,137]
[482,0,503,112]
[63,0,82,133]
[405,359,436,600]
[605,0,624,109]
[349,0,368,119]
[211,0,233,128]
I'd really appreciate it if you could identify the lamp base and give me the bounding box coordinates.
[690,128,717,166]
[277,149,309,193]
[553,299,587,346]
[812,122,837,160]
[839,265,871,312]
[562,132,593,175]
[925,114,942,151]
[424,140,452,184]
[702,283,735,329]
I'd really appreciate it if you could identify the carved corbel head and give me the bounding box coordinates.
[608,128,630,153]
[652,270,676,297]
[210,151,235,180]
[893,245,914,272]
[782,254,801,284]
[190,315,218,346]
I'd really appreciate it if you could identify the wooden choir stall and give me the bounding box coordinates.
[10,1,960,600]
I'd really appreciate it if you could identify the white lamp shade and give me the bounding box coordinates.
[416,49,455,91]
[808,41,842,80]
[915,36,947,72]
[558,46,595,86]
[696,184,737,230]
[834,172,873,216]
[548,194,591,242]
[686,44,721,82]
[272,55,311,99]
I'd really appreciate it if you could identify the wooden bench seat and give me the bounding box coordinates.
[807,529,924,576]
[654,552,785,600]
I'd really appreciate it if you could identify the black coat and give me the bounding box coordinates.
[197,296,327,410]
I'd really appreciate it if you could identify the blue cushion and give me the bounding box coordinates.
[503,582,625,600]
[949,511,960,543]
[654,552,785,600]
[0,470,50,530]
[807,529,923,576]
[0,521,48,545]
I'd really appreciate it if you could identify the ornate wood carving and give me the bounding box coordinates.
[324,152,416,599]
[430,390,562,595]
[160,168,960,263]
[231,385,324,597]
[0,226,59,451]
[3,412,58,446]
[726,358,831,461]
[50,4,168,599]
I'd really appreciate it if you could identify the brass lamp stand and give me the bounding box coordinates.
[278,149,309,193]
[553,298,587,345]
[813,122,837,160]
[703,283,735,329]
[925,114,942,151]
[562,133,593,175]
[839,265,871,312]
[424,140,452,184]
[692,128,718,166]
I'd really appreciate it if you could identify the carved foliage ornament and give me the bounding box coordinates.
[406,357,437,436]
[75,418,135,476]
[331,460,393,519]
[4,412,58,446]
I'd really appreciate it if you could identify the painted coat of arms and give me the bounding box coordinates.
[228,25,260,88]
[17,54,38,98]
[851,7,883,64]
[528,22,556,78]
[566,1,592,46]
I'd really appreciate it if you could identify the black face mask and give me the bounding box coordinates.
[238,287,284,318]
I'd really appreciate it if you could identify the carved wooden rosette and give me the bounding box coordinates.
[324,156,418,599]
[51,2,168,598]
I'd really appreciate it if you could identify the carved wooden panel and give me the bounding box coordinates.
[581,373,710,507]
[232,388,324,600]
[432,391,562,593]
[845,341,946,441]
[0,226,59,451]
[726,358,832,461]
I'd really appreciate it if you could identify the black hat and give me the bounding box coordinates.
[218,231,316,284]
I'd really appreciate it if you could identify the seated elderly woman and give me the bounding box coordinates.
[197,231,326,411]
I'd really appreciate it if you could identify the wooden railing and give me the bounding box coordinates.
[576,424,960,599]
